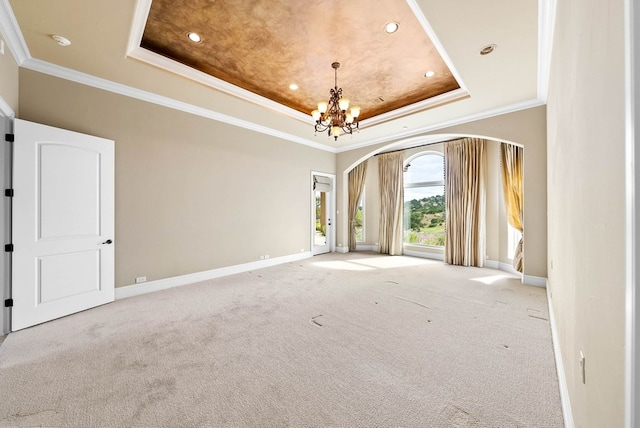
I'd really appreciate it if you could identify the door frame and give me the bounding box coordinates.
[0,96,14,335]
[310,171,335,255]
[625,0,639,425]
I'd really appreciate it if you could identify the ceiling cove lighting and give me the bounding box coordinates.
[311,62,360,141]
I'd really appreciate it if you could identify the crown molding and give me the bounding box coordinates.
[126,0,151,55]
[0,95,14,118]
[0,0,29,64]
[359,88,469,128]
[537,0,558,102]
[335,98,546,153]
[21,57,336,153]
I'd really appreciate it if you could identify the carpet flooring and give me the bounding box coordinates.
[0,252,563,427]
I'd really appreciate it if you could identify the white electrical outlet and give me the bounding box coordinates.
[135,276,147,284]
[265,255,269,259]
[259,255,265,260]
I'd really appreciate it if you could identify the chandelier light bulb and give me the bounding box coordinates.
[346,113,354,124]
[338,98,350,111]
[331,126,341,137]
[350,106,361,118]
[311,110,321,121]
[317,102,328,114]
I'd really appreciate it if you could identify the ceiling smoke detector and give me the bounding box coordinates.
[51,35,71,47]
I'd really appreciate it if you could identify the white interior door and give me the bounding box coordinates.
[11,119,114,331]
[312,173,333,255]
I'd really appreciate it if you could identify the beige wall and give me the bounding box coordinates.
[0,34,19,115]
[18,69,335,287]
[547,0,626,426]
[337,106,547,278]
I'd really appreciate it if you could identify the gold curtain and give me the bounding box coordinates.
[444,138,486,267]
[348,160,368,251]
[500,143,524,272]
[378,152,404,255]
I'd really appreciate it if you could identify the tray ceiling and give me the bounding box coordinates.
[139,0,464,122]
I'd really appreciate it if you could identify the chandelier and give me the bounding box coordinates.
[311,62,361,140]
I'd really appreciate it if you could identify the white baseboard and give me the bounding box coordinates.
[493,261,546,288]
[484,259,499,269]
[115,251,312,300]
[403,248,445,261]
[355,244,379,252]
[499,261,522,276]
[546,282,575,428]
[523,275,547,288]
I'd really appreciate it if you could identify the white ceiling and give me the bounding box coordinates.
[0,0,553,153]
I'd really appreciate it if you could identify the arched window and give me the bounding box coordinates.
[403,152,445,246]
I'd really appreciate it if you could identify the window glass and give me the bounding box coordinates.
[403,153,446,247]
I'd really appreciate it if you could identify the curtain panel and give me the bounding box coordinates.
[378,152,404,255]
[444,138,487,267]
[500,143,524,272]
[348,160,368,251]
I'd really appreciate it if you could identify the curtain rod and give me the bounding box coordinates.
[373,137,465,156]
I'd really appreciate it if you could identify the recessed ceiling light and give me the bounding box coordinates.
[425,70,435,78]
[385,22,399,34]
[479,44,497,55]
[187,32,202,43]
[51,35,71,47]
[289,83,299,91]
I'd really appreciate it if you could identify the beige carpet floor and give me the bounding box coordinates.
[0,252,563,427]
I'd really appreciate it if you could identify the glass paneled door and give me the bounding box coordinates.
[312,174,333,255]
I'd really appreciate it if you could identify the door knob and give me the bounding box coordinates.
[101,239,113,245]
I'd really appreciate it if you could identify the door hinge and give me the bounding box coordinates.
[4,243,13,252]
[4,133,14,143]
[4,298,12,307]
[4,189,13,197]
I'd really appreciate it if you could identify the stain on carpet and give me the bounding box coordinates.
[311,315,323,327]
[527,308,549,321]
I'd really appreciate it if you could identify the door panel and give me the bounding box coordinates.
[312,174,333,255]
[38,251,99,303]
[12,119,114,331]
[39,144,100,239]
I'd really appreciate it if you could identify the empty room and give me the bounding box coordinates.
[0,0,637,427]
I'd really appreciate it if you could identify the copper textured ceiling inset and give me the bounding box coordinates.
[140,0,461,122]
